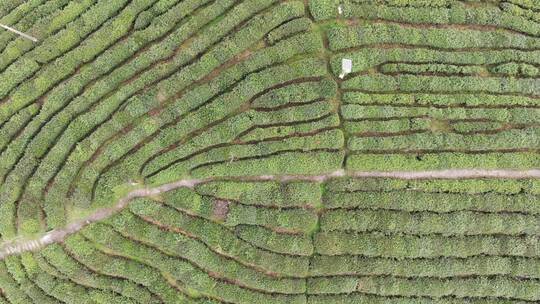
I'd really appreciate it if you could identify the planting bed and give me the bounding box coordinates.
[2,178,540,303]
[0,0,538,303]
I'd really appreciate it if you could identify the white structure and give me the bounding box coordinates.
[0,23,38,42]
[339,58,352,79]
[338,4,343,15]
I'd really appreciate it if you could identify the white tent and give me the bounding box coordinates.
[339,58,352,79]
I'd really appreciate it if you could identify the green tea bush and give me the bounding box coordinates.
[330,48,540,78]
[326,176,540,195]
[195,180,322,208]
[141,65,333,178]
[310,255,540,278]
[0,0,91,72]
[308,0,340,20]
[340,105,540,123]
[240,114,341,142]
[347,152,540,171]
[343,91,540,107]
[252,79,337,109]
[82,222,307,297]
[43,0,273,220]
[39,245,160,303]
[348,128,540,151]
[0,261,32,303]
[451,121,505,133]
[328,23,540,51]
[0,1,539,302]
[57,0,310,205]
[0,0,46,51]
[0,0,134,119]
[226,202,318,233]
[308,294,528,304]
[314,231,540,257]
[235,225,314,256]
[501,2,540,23]
[0,0,185,234]
[342,74,540,96]
[323,189,540,213]
[344,118,430,134]
[0,0,26,20]
[491,62,540,77]
[4,256,60,304]
[307,275,540,300]
[348,0,452,8]
[129,198,311,277]
[266,17,313,45]
[380,63,485,76]
[343,1,540,35]
[320,209,540,235]
[191,150,345,179]
[64,234,189,303]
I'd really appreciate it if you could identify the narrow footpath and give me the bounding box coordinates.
[1,168,540,259]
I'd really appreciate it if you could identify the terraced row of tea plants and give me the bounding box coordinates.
[0,0,345,238]
[0,178,539,303]
[325,0,540,171]
[0,0,539,302]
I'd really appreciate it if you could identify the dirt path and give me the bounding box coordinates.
[0,23,38,42]
[1,168,540,259]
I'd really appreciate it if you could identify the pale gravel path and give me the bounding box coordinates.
[1,168,540,259]
[0,23,38,42]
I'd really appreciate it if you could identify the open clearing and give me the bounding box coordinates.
[0,0,539,303]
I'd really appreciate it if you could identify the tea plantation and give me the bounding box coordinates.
[0,0,538,303]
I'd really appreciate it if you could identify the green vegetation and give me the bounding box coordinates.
[0,179,537,303]
[0,0,538,303]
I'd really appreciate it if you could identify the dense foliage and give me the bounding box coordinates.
[1,178,538,303]
[0,0,538,302]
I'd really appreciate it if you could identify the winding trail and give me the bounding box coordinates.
[1,168,540,259]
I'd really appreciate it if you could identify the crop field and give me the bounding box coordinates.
[1,179,540,303]
[0,0,538,303]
